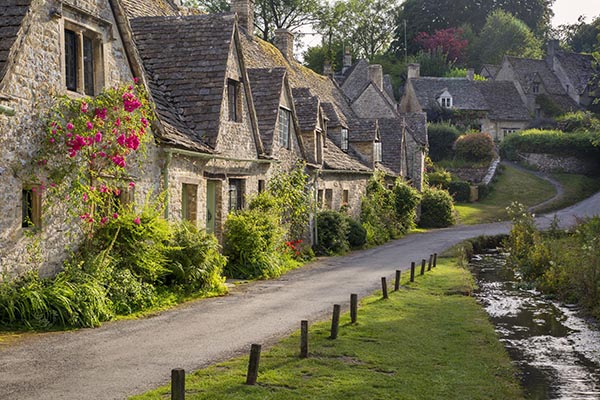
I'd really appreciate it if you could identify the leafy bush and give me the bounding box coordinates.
[454,132,495,162]
[360,172,400,246]
[315,210,350,255]
[556,111,600,133]
[500,129,600,160]
[164,222,227,294]
[427,169,452,189]
[427,123,460,161]
[448,180,471,202]
[477,183,492,200]
[223,203,286,280]
[419,187,456,228]
[393,181,421,231]
[345,216,366,249]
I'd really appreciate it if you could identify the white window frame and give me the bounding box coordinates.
[278,107,291,148]
[374,141,382,163]
[340,128,349,152]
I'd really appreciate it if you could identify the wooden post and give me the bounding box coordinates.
[428,254,433,271]
[350,294,358,323]
[420,259,426,275]
[171,368,185,400]
[300,320,308,358]
[394,270,401,291]
[330,304,341,339]
[433,253,438,268]
[246,344,261,385]
[410,262,415,282]
[381,277,388,299]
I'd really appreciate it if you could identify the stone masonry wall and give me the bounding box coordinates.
[519,152,599,174]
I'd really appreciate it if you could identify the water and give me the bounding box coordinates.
[470,251,600,400]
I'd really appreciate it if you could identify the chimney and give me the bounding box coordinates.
[547,39,559,58]
[368,64,383,90]
[407,63,420,79]
[466,68,474,81]
[342,47,352,73]
[274,29,294,60]
[323,61,333,77]
[232,0,254,33]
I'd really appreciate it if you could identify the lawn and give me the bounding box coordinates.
[534,173,600,214]
[455,164,556,224]
[131,258,523,400]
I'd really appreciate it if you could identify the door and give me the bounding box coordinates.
[206,180,216,234]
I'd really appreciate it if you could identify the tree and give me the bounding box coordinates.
[556,16,600,53]
[414,27,468,64]
[182,0,229,13]
[473,10,542,66]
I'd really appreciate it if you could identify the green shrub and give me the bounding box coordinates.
[427,123,460,161]
[454,132,495,162]
[556,111,600,133]
[419,187,456,228]
[393,181,421,231]
[345,216,366,249]
[164,222,227,294]
[535,94,563,117]
[500,129,600,160]
[477,183,492,200]
[427,169,452,189]
[360,172,398,245]
[448,180,471,202]
[315,210,350,255]
[223,206,286,279]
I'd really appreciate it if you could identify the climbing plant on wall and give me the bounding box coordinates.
[33,80,153,236]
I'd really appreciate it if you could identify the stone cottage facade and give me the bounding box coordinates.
[0,0,428,277]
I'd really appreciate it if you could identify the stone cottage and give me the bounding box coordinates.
[400,64,530,142]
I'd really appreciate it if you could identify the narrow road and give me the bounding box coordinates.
[1,193,599,400]
[501,161,565,212]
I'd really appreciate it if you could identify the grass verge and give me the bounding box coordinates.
[455,164,555,224]
[131,257,523,400]
[534,173,600,214]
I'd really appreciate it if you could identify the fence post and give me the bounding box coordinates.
[433,253,438,268]
[171,368,185,400]
[428,254,433,271]
[330,304,341,339]
[381,277,388,299]
[246,344,262,385]
[350,294,358,323]
[394,270,401,291]
[300,320,308,358]
[420,259,426,275]
[410,262,415,282]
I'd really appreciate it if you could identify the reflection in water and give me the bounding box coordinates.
[470,252,600,400]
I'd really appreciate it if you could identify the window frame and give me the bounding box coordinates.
[182,183,199,224]
[63,24,104,96]
[278,107,291,149]
[374,141,382,163]
[228,178,245,212]
[228,79,242,122]
[340,128,349,152]
[22,187,42,229]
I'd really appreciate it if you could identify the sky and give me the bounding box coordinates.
[551,0,599,26]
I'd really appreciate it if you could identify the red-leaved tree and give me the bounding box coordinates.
[414,27,468,63]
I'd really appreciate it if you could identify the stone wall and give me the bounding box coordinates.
[519,152,599,174]
[317,172,369,219]
[351,85,397,119]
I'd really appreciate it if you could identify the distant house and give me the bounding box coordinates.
[400,64,530,142]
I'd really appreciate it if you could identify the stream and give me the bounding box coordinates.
[470,251,600,399]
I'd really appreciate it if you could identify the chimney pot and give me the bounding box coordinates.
[342,48,352,73]
[466,68,474,81]
[368,64,384,90]
[407,63,420,79]
[274,29,295,60]
[232,0,254,33]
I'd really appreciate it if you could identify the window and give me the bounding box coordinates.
[532,82,540,94]
[324,189,333,209]
[22,188,42,228]
[340,128,349,152]
[502,128,517,137]
[182,183,198,223]
[228,79,241,122]
[374,141,382,163]
[317,189,323,207]
[278,107,291,148]
[228,179,244,212]
[64,28,103,95]
[342,190,349,206]
[440,96,452,108]
[258,179,266,193]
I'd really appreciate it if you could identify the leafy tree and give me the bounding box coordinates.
[303,42,345,74]
[182,0,229,13]
[472,10,542,65]
[556,16,600,53]
[414,27,468,63]
[411,48,454,77]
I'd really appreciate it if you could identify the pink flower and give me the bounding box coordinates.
[49,138,55,143]
[99,185,108,193]
[66,122,74,130]
[98,151,106,158]
[95,132,103,143]
[81,102,88,113]
[100,217,109,225]
[83,193,88,202]
[128,182,135,188]
[117,134,126,146]
[114,188,121,196]
[111,154,126,167]
[51,129,57,135]
[133,77,139,84]
[112,213,119,219]
[86,121,94,130]
[95,107,107,120]
[50,183,56,188]
[80,212,90,220]
[133,216,141,225]
[140,117,148,127]
[125,134,140,150]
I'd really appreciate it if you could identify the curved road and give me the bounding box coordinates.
[1,193,599,399]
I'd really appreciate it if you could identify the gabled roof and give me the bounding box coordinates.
[292,88,321,132]
[323,138,371,172]
[409,78,489,111]
[475,81,530,121]
[505,55,566,95]
[339,59,370,101]
[0,0,32,85]
[120,0,180,18]
[555,51,596,95]
[480,64,499,79]
[130,13,238,152]
[248,67,287,154]
[378,114,427,175]
[348,119,378,142]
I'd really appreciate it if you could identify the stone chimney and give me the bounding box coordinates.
[466,68,474,81]
[232,0,254,33]
[407,63,420,79]
[342,47,352,74]
[368,64,383,90]
[323,61,333,76]
[274,29,294,60]
[547,39,559,58]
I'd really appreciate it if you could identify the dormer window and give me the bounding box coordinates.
[438,90,453,108]
[374,141,382,163]
[532,82,540,94]
[341,128,348,152]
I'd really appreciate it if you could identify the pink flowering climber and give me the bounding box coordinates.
[133,216,141,225]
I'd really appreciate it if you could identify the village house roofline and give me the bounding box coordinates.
[0,0,33,88]
[554,51,597,95]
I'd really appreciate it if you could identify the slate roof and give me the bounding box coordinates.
[0,0,32,84]
[339,59,370,101]
[323,138,371,172]
[247,67,287,154]
[292,88,321,132]
[130,14,237,152]
[480,64,499,79]
[383,75,395,100]
[120,0,180,18]
[410,77,489,111]
[348,119,378,142]
[555,51,596,95]
[378,114,427,175]
[475,81,530,121]
[505,56,566,95]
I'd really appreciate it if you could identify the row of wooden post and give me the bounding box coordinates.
[169,253,438,398]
